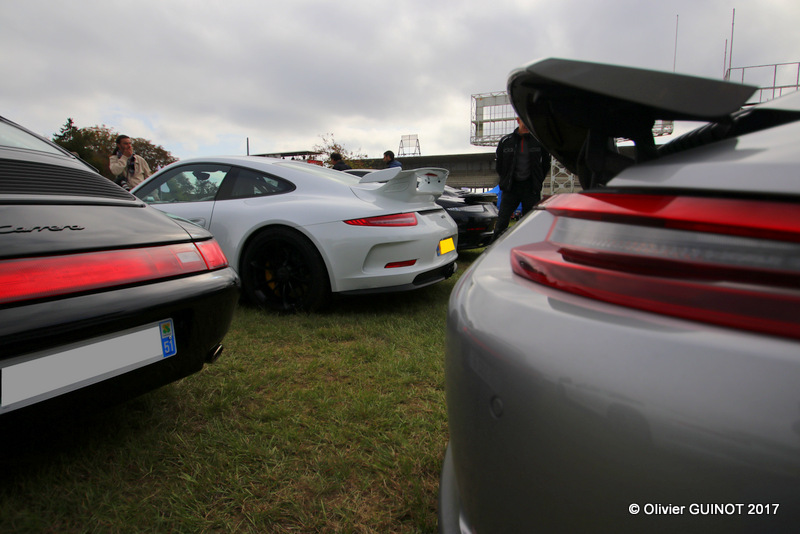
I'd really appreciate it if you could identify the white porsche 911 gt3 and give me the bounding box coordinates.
[133,157,458,311]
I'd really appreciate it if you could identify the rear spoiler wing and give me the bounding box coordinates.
[507,58,758,189]
[357,167,449,202]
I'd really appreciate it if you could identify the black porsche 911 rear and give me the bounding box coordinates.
[0,117,239,422]
[437,187,498,250]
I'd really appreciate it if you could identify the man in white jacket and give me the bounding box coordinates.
[109,135,152,189]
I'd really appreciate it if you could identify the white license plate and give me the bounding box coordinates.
[1,320,177,414]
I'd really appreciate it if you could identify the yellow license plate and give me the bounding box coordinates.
[438,237,455,255]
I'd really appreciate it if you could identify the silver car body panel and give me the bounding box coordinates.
[445,210,800,533]
[442,59,800,533]
[612,99,800,195]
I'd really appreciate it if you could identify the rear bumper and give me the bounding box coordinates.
[0,268,240,421]
[443,215,800,532]
[449,211,497,250]
[308,210,458,293]
[339,260,457,295]
[439,442,470,534]
[457,228,495,250]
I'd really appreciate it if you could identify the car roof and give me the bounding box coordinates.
[152,156,358,181]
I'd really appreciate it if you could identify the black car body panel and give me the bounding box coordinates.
[0,116,240,421]
[1,202,195,258]
[435,186,498,250]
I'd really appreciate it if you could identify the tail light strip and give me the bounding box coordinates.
[511,193,800,340]
[344,212,418,226]
[1,240,228,306]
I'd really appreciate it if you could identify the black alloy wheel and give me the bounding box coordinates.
[242,228,330,312]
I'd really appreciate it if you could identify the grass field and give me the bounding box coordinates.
[0,249,484,534]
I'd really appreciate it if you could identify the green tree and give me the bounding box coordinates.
[312,133,368,169]
[52,118,83,153]
[52,118,178,180]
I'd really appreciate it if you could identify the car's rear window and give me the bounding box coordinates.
[0,120,67,156]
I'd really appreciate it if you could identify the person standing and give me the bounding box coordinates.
[330,152,351,171]
[493,118,551,240]
[109,134,152,189]
[383,150,402,169]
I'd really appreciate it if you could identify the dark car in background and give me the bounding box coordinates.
[345,170,498,250]
[436,186,498,250]
[440,59,800,533]
[0,116,240,423]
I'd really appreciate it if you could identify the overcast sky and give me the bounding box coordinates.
[3,0,799,161]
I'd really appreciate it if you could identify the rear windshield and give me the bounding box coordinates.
[0,120,67,156]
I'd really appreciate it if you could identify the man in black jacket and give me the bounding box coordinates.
[493,118,551,240]
[330,152,351,171]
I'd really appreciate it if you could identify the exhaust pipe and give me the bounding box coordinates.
[206,344,224,364]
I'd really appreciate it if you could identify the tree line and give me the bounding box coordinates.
[51,119,368,180]
[52,118,177,180]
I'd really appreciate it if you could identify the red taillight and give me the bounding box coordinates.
[385,259,417,268]
[195,239,229,270]
[510,193,800,340]
[344,213,418,226]
[0,240,229,306]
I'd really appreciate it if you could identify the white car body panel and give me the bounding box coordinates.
[132,157,458,296]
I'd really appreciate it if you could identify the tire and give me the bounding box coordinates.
[241,227,330,312]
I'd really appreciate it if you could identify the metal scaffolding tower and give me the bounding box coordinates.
[470,92,515,147]
[399,134,421,156]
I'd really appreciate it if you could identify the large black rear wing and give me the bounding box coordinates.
[507,58,765,189]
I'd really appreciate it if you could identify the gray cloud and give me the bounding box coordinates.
[2,0,799,160]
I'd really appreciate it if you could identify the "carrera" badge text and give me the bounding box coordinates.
[0,224,85,234]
